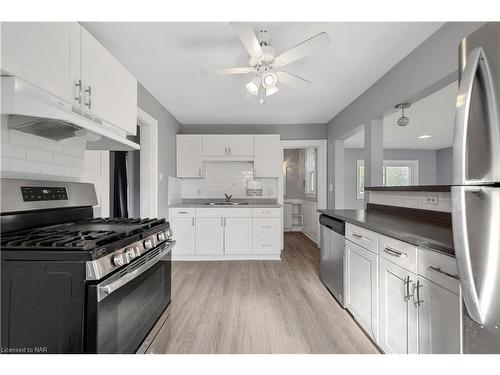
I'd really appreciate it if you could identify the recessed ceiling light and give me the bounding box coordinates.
[418,134,432,139]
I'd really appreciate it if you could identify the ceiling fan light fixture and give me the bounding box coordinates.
[262,72,277,89]
[245,76,261,95]
[265,86,279,97]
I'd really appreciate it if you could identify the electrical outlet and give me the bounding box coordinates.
[329,184,334,192]
[425,196,438,205]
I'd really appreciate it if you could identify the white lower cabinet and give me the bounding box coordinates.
[345,240,379,342]
[169,217,196,256]
[378,257,418,354]
[416,276,461,354]
[195,217,224,255]
[224,217,253,255]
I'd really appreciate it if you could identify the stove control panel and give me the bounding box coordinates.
[21,186,68,202]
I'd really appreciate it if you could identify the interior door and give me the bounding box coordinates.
[195,217,224,255]
[417,276,461,354]
[176,135,203,178]
[379,258,418,354]
[202,135,228,156]
[169,217,195,255]
[80,27,137,134]
[226,135,254,156]
[345,240,378,341]
[0,22,81,106]
[224,217,252,255]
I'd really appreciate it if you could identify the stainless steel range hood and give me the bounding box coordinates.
[1,76,139,151]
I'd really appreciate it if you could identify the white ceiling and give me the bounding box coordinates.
[344,81,457,150]
[82,22,443,125]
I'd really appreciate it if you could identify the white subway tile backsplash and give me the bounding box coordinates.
[9,131,40,149]
[40,163,64,176]
[181,161,278,199]
[368,190,452,212]
[26,148,53,163]
[10,159,41,174]
[1,142,26,159]
[39,139,65,153]
[53,153,74,166]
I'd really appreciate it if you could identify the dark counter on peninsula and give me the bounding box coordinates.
[364,185,452,192]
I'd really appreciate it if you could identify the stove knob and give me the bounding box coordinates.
[157,231,166,242]
[143,238,154,250]
[126,247,138,260]
[112,254,125,266]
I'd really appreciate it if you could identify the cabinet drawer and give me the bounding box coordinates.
[379,235,417,273]
[169,208,196,218]
[252,208,281,218]
[418,248,459,294]
[345,224,378,254]
[253,218,281,239]
[195,208,252,218]
[253,238,280,254]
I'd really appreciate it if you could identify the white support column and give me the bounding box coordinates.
[364,118,384,189]
[334,139,345,209]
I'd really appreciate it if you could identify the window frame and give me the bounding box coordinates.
[305,147,317,197]
[356,159,419,200]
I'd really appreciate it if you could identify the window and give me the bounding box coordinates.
[305,148,317,196]
[357,160,419,199]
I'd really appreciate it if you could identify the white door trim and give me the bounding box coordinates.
[280,139,328,244]
[137,107,159,218]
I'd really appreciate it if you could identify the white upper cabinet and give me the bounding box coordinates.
[176,135,203,178]
[254,134,280,177]
[1,22,81,107]
[202,135,254,157]
[1,22,137,136]
[202,135,228,156]
[225,135,254,156]
[80,28,137,135]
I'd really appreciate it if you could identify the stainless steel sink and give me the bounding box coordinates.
[203,202,249,206]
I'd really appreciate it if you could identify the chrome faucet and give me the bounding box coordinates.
[224,193,232,202]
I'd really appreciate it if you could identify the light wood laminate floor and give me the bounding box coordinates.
[160,232,379,354]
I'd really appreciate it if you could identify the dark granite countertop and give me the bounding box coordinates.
[317,209,454,257]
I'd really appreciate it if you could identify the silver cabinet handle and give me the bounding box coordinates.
[198,168,201,177]
[220,217,223,226]
[414,280,424,307]
[192,218,195,226]
[85,85,92,109]
[74,79,82,104]
[261,225,271,228]
[224,147,228,155]
[351,232,363,239]
[429,265,459,280]
[178,211,188,214]
[384,247,403,257]
[229,147,231,155]
[404,275,414,302]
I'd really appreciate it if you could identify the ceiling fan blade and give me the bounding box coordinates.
[273,32,330,67]
[200,67,255,77]
[230,22,263,58]
[276,71,311,88]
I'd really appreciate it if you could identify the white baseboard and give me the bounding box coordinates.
[172,254,282,261]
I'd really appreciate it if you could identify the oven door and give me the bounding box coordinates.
[86,241,173,354]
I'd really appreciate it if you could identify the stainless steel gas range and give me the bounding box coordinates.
[0,178,174,354]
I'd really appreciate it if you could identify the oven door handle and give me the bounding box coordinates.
[96,241,174,302]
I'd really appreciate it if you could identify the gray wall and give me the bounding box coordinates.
[327,22,484,208]
[137,83,181,219]
[344,148,438,209]
[180,123,328,140]
[436,147,453,185]
[284,149,318,203]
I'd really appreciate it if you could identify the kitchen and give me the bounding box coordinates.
[0,3,499,372]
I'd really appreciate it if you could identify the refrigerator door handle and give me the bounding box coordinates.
[453,47,499,185]
[452,186,486,324]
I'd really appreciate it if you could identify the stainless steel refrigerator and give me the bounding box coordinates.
[452,22,500,354]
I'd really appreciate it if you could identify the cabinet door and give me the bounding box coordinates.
[345,240,378,342]
[379,258,418,354]
[1,22,81,106]
[170,217,195,255]
[224,217,252,255]
[195,217,224,255]
[226,135,254,156]
[417,277,461,354]
[80,27,137,134]
[254,135,280,177]
[202,135,228,156]
[176,135,203,178]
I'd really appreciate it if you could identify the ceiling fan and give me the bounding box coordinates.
[200,23,331,100]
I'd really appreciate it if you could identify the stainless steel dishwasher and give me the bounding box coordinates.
[319,214,345,307]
